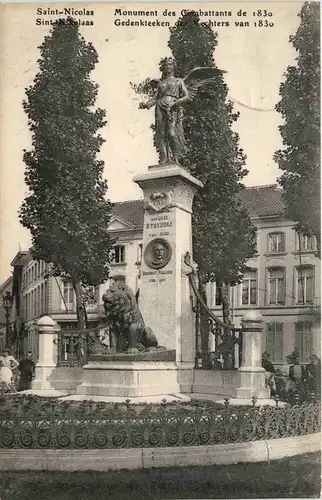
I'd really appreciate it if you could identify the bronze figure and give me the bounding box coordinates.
[138,57,226,165]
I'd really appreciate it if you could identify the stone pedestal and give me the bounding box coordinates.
[233,311,269,399]
[26,316,67,397]
[76,360,181,398]
[133,163,202,368]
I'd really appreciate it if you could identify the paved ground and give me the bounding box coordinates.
[0,452,320,500]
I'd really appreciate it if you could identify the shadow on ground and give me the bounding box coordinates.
[0,452,320,500]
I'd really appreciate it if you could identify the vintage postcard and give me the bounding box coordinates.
[0,1,320,499]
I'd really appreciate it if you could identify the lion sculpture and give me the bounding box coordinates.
[102,281,158,352]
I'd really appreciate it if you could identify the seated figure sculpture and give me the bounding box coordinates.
[102,280,158,353]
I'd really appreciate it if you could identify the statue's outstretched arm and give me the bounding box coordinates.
[138,78,159,110]
[145,96,158,109]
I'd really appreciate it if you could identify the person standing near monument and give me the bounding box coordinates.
[18,351,35,391]
[306,354,321,397]
[0,348,19,369]
[0,350,19,392]
[261,351,276,396]
[288,353,306,403]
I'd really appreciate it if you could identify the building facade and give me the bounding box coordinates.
[2,185,320,364]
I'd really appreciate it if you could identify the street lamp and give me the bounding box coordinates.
[2,291,13,348]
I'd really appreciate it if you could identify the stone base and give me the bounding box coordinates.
[30,365,69,397]
[232,371,270,399]
[191,369,269,399]
[21,389,69,398]
[89,349,175,363]
[76,361,181,398]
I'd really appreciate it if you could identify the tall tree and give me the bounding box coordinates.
[19,19,114,330]
[274,2,320,255]
[169,12,256,311]
[168,13,256,362]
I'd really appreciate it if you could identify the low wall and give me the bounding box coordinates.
[1,433,319,471]
[50,367,83,393]
[190,369,239,397]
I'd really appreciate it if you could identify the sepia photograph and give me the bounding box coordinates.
[0,2,320,498]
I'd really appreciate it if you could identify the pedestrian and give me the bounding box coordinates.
[274,368,287,400]
[0,359,16,393]
[0,348,19,370]
[0,349,19,387]
[288,353,306,403]
[18,351,35,391]
[306,354,321,399]
[261,351,276,396]
[206,351,222,370]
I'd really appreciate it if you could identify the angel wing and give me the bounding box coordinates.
[130,77,159,97]
[183,67,227,100]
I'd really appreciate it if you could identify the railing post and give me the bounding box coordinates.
[30,315,64,396]
[232,310,270,399]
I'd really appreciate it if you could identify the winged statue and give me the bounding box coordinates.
[136,57,227,165]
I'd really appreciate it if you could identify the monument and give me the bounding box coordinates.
[75,58,222,400]
[26,57,271,403]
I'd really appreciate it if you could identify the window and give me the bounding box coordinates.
[84,285,97,311]
[268,232,285,253]
[24,295,28,321]
[41,283,45,315]
[36,287,40,317]
[44,281,48,315]
[296,266,314,304]
[295,321,312,362]
[266,323,283,362]
[297,233,316,251]
[28,293,31,320]
[267,267,285,305]
[114,245,125,264]
[32,290,37,318]
[242,269,257,305]
[63,281,75,311]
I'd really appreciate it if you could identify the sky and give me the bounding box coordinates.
[0,1,302,283]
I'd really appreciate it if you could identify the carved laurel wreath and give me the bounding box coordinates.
[144,191,173,213]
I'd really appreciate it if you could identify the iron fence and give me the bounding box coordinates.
[56,324,113,367]
[55,330,83,367]
[0,396,320,450]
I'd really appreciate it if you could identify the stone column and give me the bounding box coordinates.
[133,164,202,367]
[233,310,270,399]
[30,316,65,396]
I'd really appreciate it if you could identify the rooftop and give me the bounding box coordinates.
[112,184,285,229]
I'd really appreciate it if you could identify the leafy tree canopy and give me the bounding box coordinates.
[19,19,114,294]
[274,2,320,253]
[167,12,257,285]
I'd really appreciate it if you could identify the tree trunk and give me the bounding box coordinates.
[72,279,87,364]
[73,281,86,331]
[218,282,236,370]
[83,302,89,329]
[218,282,231,325]
[198,272,209,369]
